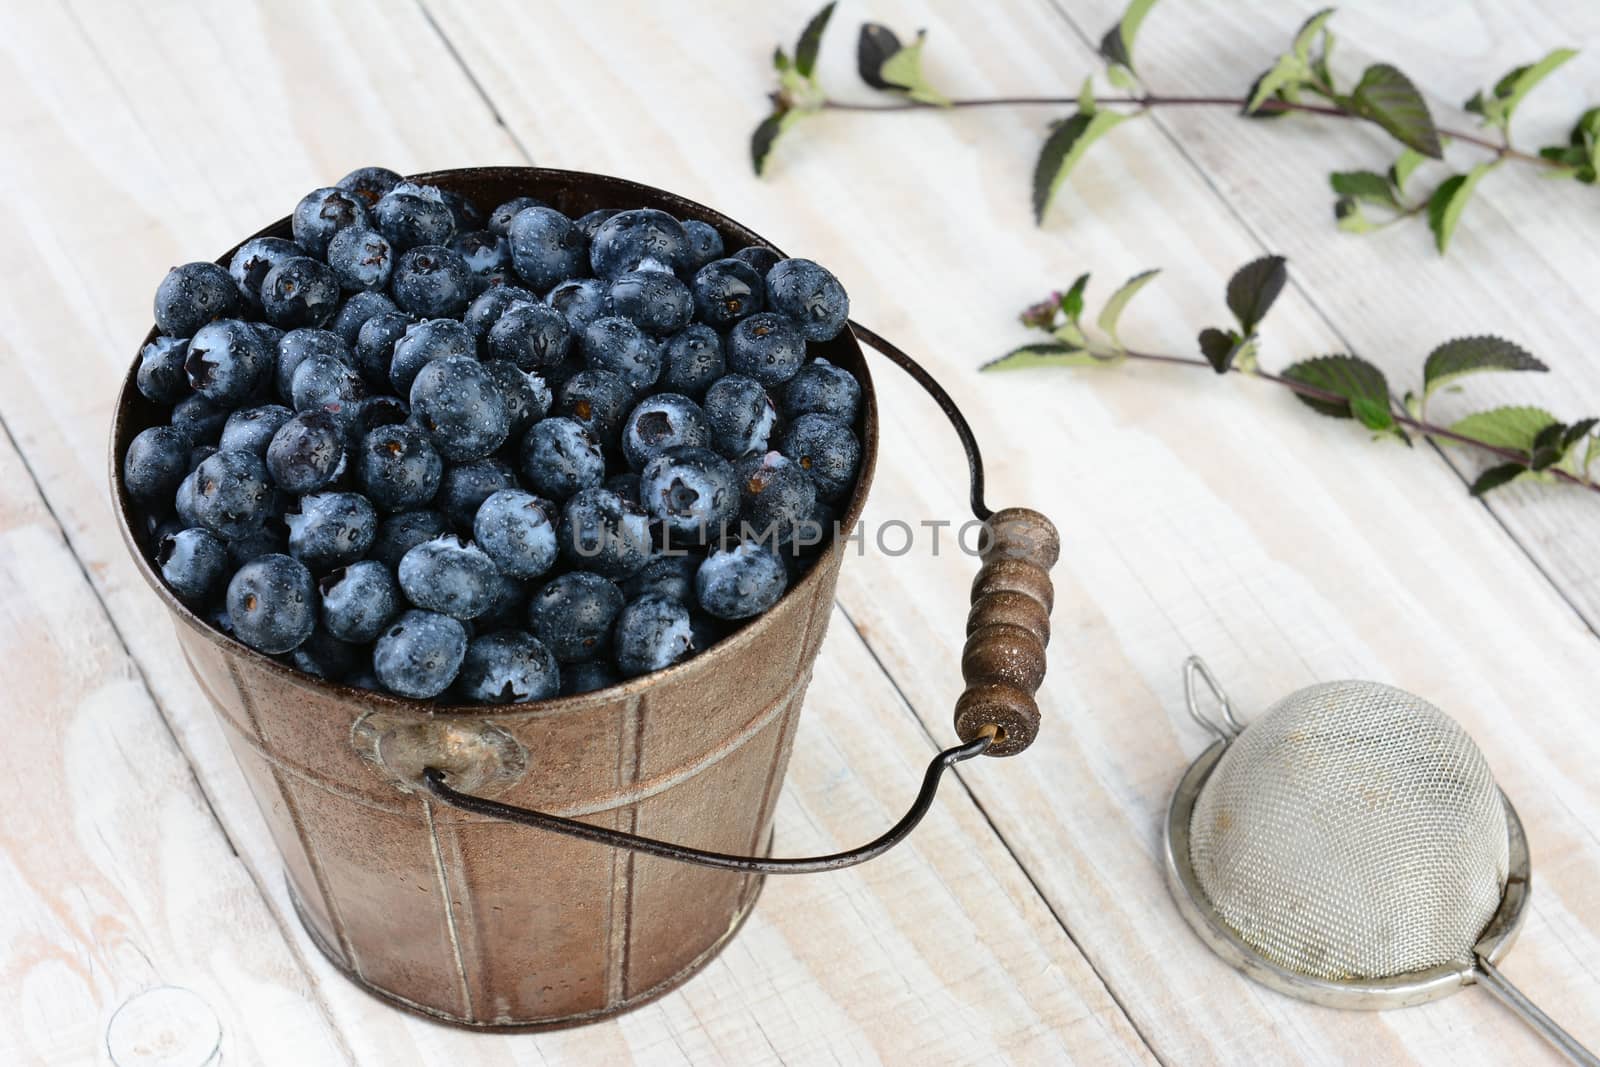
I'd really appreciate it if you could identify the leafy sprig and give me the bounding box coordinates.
[982,257,1597,498]
[754,3,1590,254]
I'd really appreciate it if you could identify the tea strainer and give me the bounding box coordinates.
[1164,656,1597,1065]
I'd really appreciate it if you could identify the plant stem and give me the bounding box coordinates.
[1111,347,1599,494]
[819,94,1558,168]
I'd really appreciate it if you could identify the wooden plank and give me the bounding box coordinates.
[424,0,1600,1062]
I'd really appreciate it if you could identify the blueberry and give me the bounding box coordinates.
[688,610,725,654]
[691,258,764,329]
[581,316,661,392]
[193,450,274,538]
[613,594,693,677]
[175,470,203,527]
[589,209,690,279]
[681,220,725,271]
[326,225,394,292]
[557,487,651,579]
[560,659,619,695]
[622,553,700,603]
[725,312,806,386]
[319,559,400,643]
[622,393,710,470]
[731,245,782,276]
[291,187,368,257]
[373,609,468,698]
[528,571,624,663]
[543,354,588,392]
[464,284,539,340]
[486,300,573,370]
[226,519,289,568]
[556,369,633,448]
[474,488,559,579]
[455,630,559,703]
[782,358,861,423]
[439,189,485,232]
[779,413,861,502]
[330,290,399,347]
[261,256,340,329]
[275,328,353,401]
[546,277,609,330]
[227,553,317,654]
[187,443,219,472]
[488,196,547,236]
[155,527,228,603]
[573,208,621,242]
[388,317,473,396]
[659,325,725,399]
[398,534,501,620]
[605,471,641,505]
[436,457,517,532]
[220,405,294,457]
[736,451,817,548]
[289,627,360,681]
[358,423,442,511]
[186,319,272,404]
[137,336,192,404]
[252,322,287,354]
[606,270,693,337]
[124,426,192,503]
[373,181,456,252]
[171,394,227,444]
[287,491,377,570]
[703,373,777,459]
[519,416,605,500]
[409,355,510,461]
[448,229,512,291]
[766,258,850,341]
[369,509,449,570]
[392,245,473,318]
[482,360,552,439]
[291,352,366,413]
[228,237,303,308]
[265,410,346,493]
[336,166,402,208]
[639,446,738,543]
[695,541,788,619]
[155,262,241,338]
[479,569,533,630]
[507,206,586,291]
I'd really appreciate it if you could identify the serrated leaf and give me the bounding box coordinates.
[1226,255,1288,334]
[1346,64,1443,158]
[793,2,836,79]
[1246,54,1306,115]
[1293,8,1337,66]
[1449,405,1558,452]
[980,342,1100,372]
[1330,170,1399,207]
[1563,417,1598,449]
[1426,162,1494,253]
[1281,354,1390,419]
[1097,268,1160,347]
[751,109,803,176]
[1060,273,1090,324]
[1422,335,1546,398]
[1389,147,1426,193]
[857,23,903,89]
[1492,48,1577,128]
[1032,109,1129,224]
[1334,197,1376,233]
[1106,64,1138,91]
[1099,0,1161,71]
[1351,395,1397,432]
[1198,327,1243,374]
[878,31,949,106]
[1471,462,1528,496]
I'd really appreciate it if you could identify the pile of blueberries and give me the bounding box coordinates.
[122,167,862,702]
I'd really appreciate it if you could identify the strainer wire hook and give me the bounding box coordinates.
[1183,655,1245,743]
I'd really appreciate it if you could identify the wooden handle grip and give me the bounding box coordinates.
[955,508,1058,756]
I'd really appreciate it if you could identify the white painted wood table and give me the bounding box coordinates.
[2,1,1598,1063]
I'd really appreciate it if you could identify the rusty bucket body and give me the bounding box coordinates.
[111,168,879,1029]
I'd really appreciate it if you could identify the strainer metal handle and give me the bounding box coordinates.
[421,324,1058,873]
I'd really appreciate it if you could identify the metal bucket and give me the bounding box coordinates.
[110,168,1055,1031]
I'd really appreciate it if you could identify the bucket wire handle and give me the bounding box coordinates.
[422,323,1059,873]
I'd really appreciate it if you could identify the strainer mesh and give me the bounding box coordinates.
[1188,680,1508,982]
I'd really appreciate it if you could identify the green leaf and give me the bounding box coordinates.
[1078,75,1097,115]
[1226,255,1288,334]
[1389,147,1426,193]
[1488,48,1577,128]
[878,31,949,106]
[980,342,1100,372]
[1245,54,1306,115]
[1563,417,1598,449]
[1351,395,1397,432]
[773,47,791,73]
[1426,162,1494,253]
[1292,8,1337,66]
[1106,64,1138,91]
[1281,354,1390,419]
[1060,273,1091,324]
[1031,109,1130,224]
[751,110,803,176]
[1099,0,1162,71]
[1198,327,1244,374]
[793,3,836,79]
[1334,197,1376,233]
[1096,268,1160,347]
[1345,64,1443,158]
[857,23,903,89]
[1449,405,1558,452]
[1329,170,1399,207]
[1471,462,1528,496]
[1422,335,1546,398]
